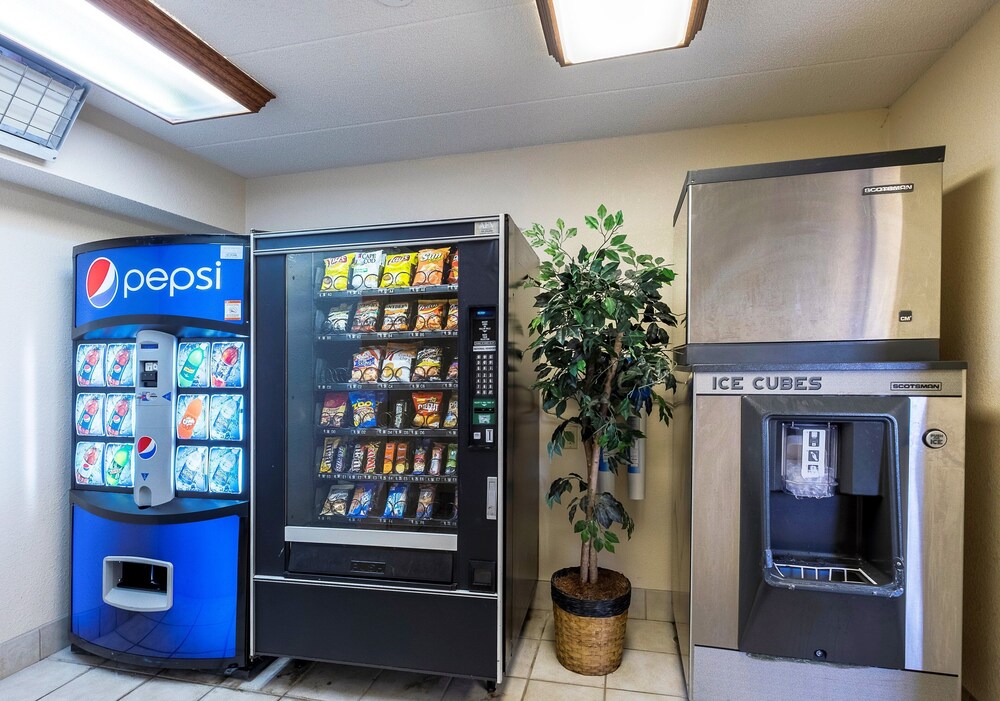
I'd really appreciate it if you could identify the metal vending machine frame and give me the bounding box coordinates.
[250,216,539,686]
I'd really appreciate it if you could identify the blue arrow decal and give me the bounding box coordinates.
[162,392,172,402]
[141,472,149,480]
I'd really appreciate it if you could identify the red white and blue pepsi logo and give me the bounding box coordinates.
[137,436,157,460]
[85,257,118,309]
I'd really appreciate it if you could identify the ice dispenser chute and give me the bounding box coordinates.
[739,396,909,668]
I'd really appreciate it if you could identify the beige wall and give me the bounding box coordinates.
[885,4,1000,698]
[0,182,165,651]
[248,109,889,591]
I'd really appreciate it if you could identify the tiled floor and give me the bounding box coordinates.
[0,608,685,701]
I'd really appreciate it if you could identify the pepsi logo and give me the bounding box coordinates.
[137,436,157,460]
[86,257,118,309]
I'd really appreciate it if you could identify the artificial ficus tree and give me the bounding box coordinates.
[525,206,677,586]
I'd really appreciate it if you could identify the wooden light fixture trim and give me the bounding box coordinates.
[536,0,710,67]
[87,0,274,120]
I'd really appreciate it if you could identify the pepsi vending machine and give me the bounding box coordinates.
[70,235,251,670]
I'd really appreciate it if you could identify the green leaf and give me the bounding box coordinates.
[603,298,617,316]
[584,215,600,230]
[574,520,587,533]
[603,215,615,230]
[597,204,607,219]
[604,542,616,553]
[610,234,627,247]
[615,210,624,226]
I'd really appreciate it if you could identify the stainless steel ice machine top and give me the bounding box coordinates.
[674,147,945,364]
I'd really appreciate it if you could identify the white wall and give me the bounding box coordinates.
[248,109,889,590]
[884,3,1000,698]
[0,182,165,649]
[0,106,246,235]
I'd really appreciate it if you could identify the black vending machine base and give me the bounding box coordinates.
[254,580,499,680]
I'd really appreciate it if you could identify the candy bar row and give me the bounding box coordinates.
[318,437,458,477]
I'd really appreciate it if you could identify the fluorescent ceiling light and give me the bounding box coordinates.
[0,0,273,123]
[537,0,709,66]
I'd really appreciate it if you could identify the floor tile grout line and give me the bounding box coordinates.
[27,659,92,701]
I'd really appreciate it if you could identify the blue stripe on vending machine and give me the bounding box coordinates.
[69,235,251,671]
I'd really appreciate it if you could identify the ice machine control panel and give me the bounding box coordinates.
[469,306,497,449]
[133,330,177,508]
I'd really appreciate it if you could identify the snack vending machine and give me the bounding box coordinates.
[70,235,251,670]
[252,216,539,686]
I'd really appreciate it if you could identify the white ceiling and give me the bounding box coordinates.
[80,0,997,179]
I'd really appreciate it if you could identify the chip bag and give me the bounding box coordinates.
[413,247,450,286]
[319,392,348,427]
[447,249,459,284]
[412,346,443,381]
[320,253,355,292]
[380,252,418,288]
[412,391,443,428]
[350,250,384,290]
[445,299,459,330]
[381,302,412,331]
[322,303,352,334]
[414,300,445,331]
[380,343,416,383]
[351,347,383,383]
[351,300,380,333]
[350,390,383,427]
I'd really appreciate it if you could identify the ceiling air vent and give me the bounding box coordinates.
[0,40,88,160]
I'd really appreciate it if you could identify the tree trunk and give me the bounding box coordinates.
[585,436,600,583]
[580,440,595,584]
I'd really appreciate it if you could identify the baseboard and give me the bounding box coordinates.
[0,616,70,680]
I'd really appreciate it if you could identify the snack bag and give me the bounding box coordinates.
[349,443,365,472]
[383,483,409,519]
[383,442,397,474]
[391,397,409,428]
[414,300,445,331]
[347,483,380,518]
[318,437,340,474]
[350,390,383,427]
[394,442,410,474]
[412,444,428,475]
[319,392,349,427]
[322,303,353,334]
[381,301,412,331]
[351,250,384,290]
[413,247,450,286]
[363,441,382,473]
[443,395,458,429]
[445,299,459,330]
[320,253,355,292]
[412,346,443,381]
[412,392,443,428]
[380,343,416,383]
[380,252,418,288]
[352,300,380,333]
[416,485,437,519]
[351,347,383,383]
[333,442,349,473]
[447,249,459,284]
[445,444,458,475]
[429,443,446,475]
[446,359,459,381]
[320,484,352,516]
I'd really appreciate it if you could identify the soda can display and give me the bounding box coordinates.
[211,341,245,388]
[104,443,134,487]
[104,394,134,437]
[176,445,209,492]
[176,341,210,388]
[76,344,106,387]
[209,446,242,494]
[75,441,104,485]
[76,393,105,436]
[209,394,244,442]
[176,394,208,440]
[105,343,135,387]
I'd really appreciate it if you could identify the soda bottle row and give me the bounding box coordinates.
[74,442,134,487]
[176,393,244,441]
[175,446,242,494]
[177,341,246,388]
[75,393,135,437]
[77,340,246,388]
[76,343,135,387]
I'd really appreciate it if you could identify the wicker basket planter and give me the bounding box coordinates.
[551,567,632,676]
